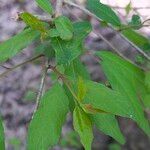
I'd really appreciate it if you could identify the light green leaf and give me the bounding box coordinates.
[20,12,47,33]
[0,116,5,150]
[83,81,134,117]
[91,114,125,144]
[87,0,121,27]
[36,0,53,14]
[122,29,150,52]
[77,77,87,101]
[54,16,73,40]
[73,106,93,150]
[97,51,150,135]
[125,2,132,15]
[0,28,40,63]
[48,29,60,38]
[27,83,69,150]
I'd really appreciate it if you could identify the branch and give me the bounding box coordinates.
[110,6,150,10]
[64,0,150,61]
[55,0,63,17]
[32,59,49,119]
[0,54,44,79]
[92,32,144,70]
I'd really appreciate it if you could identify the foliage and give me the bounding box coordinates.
[0,0,150,150]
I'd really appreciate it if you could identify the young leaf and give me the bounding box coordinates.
[0,116,5,150]
[0,28,40,63]
[77,77,87,101]
[91,114,125,144]
[54,16,73,40]
[87,0,121,27]
[83,81,134,118]
[96,51,150,135]
[27,83,69,150]
[73,106,93,150]
[36,0,53,14]
[125,2,132,15]
[20,12,47,33]
[122,29,150,52]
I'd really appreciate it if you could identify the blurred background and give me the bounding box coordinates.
[0,0,150,149]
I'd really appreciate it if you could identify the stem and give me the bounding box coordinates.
[0,54,44,79]
[64,0,150,61]
[55,0,63,17]
[93,32,145,70]
[32,59,49,119]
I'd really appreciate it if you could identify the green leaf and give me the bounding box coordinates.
[122,29,150,52]
[77,77,87,101]
[51,21,92,65]
[0,28,40,63]
[73,106,93,150]
[96,51,150,135]
[129,15,142,29]
[87,0,121,27]
[51,37,81,65]
[20,12,47,33]
[83,81,134,117]
[145,71,150,91]
[65,58,91,80]
[27,83,69,150]
[0,116,5,150]
[36,0,53,14]
[35,41,55,58]
[54,16,73,40]
[48,29,60,38]
[91,114,125,144]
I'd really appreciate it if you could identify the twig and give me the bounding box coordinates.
[55,0,63,17]
[92,32,145,70]
[64,0,150,61]
[32,59,49,119]
[0,54,44,79]
[110,6,150,10]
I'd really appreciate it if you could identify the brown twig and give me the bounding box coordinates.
[32,59,49,119]
[0,54,44,79]
[55,0,63,17]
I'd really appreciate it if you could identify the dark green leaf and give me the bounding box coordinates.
[91,114,125,144]
[73,106,93,150]
[0,116,5,150]
[97,51,150,135]
[65,58,90,80]
[35,41,55,58]
[54,16,73,40]
[83,81,134,117]
[27,83,69,150]
[51,21,92,65]
[51,37,81,65]
[122,29,150,52]
[0,28,40,63]
[36,0,53,14]
[87,0,121,27]
[129,15,142,29]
